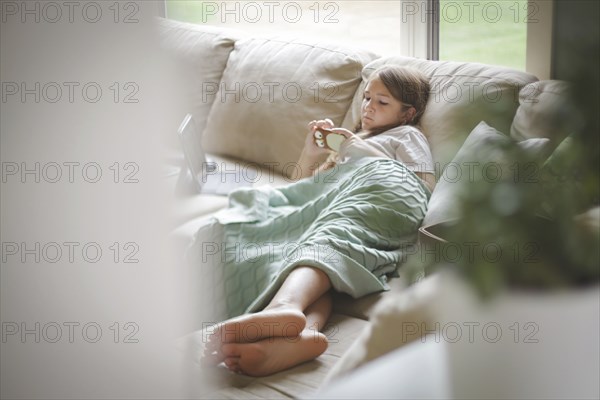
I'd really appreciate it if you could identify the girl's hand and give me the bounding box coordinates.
[308,118,334,131]
[333,128,387,159]
[296,118,337,179]
[303,118,336,157]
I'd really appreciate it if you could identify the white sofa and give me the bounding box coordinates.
[159,17,590,399]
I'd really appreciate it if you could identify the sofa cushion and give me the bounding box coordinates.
[346,57,538,170]
[169,154,292,254]
[201,35,378,178]
[158,19,241,135]
[332,273,411,321]
[421,121,552,228]
[324,274,441,384]
[511,80,576,145]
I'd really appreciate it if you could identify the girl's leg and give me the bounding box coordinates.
[302,290,333,333]
[206,266,331,346]
[265,266,333,312]
[221,292,332,376]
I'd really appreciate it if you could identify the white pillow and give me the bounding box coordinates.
[422,121,551,228]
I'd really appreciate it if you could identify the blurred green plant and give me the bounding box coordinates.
[403,133,599,299]
[446,136,599,298]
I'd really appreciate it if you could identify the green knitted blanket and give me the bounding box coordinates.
[188,157,430,319]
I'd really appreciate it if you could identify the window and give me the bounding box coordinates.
[165,1,407,57]
[438,0,527,70]
[164,0,553,78]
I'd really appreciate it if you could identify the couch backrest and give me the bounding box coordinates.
[160,19,539,177]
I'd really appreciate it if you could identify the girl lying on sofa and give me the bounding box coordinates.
[198,65,435,376]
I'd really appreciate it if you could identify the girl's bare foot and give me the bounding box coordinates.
[207,308,306,344]
[202,308,306,364]
[220,329,328,377]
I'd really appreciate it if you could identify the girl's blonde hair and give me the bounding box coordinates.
[355,65,430,138]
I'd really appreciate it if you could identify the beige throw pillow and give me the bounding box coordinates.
[158,18,241,135]
[510,80,577,145]
[202,35,378,178]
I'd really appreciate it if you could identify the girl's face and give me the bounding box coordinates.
[361,76,410,132]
